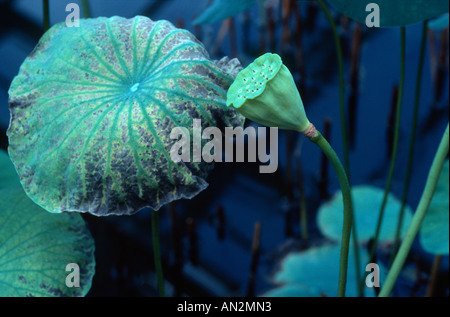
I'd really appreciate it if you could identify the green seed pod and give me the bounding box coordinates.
[226,53,310,133]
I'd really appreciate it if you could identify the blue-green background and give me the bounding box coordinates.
[0,0,448,296]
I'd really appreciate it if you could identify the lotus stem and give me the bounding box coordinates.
[317,0,362,296]
[316,0,349,177]
[379,123,449,297]
[306,125,352,297]
[392,21,428,260]
[370,27,406,264]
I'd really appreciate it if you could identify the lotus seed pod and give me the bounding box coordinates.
[226,53,310,133]
[7,16,244,216]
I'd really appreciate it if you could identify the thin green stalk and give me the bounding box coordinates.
[317,0,362,296]
[43,0,50,32]
[81,0,91,18]
[392,21,428,260]
[316,0,349,177]
[379,124,449,297]
[310,130,352,297]
[152,210,165,297]
[369,27,406,263]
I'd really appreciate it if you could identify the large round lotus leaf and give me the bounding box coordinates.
[269,244,384,297]
[318,186,413,243]
[420,160,449,255]
[7,16,244,216]
[327,0,449,27]
[0,150,95,297]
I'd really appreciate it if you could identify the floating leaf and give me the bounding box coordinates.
[429,13,449,31]
[262,284,316,297]
[420,160,449,255]
[0,150,21,189]
[327,0,449,27]
[193,0,256,24]
[317,186,413,243]
[265,244,384,297]
[7,16,244,216]
[0,150,95,297]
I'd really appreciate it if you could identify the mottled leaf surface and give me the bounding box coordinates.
[0,150,95,296]
[317,186,413,243]
[8,16,244,216]
[420,160,449,255]
[328,0,448,27]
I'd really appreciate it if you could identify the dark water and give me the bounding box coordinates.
[0,0,448,297]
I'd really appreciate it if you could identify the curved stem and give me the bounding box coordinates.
[152,210,165,297]
[370,27,406,262]
[379,123,449,297]
[310,129,352,297]
[317,0,362,296]
[392,21,428,260]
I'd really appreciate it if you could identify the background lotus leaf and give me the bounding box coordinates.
[0,150,95,296]
[318,186,413,243]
